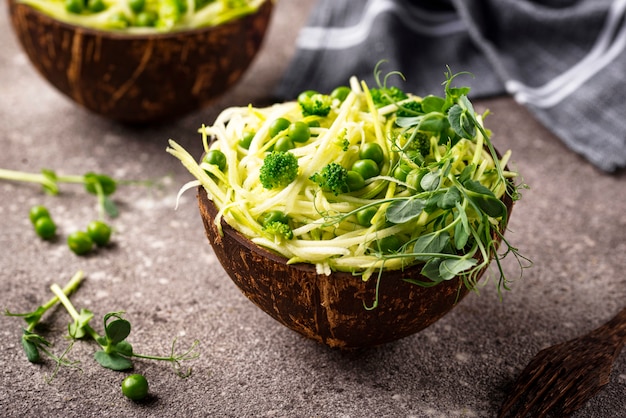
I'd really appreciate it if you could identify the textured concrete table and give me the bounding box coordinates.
[1,1,625,417]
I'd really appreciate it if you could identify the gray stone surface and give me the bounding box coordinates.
[1,1,625,417]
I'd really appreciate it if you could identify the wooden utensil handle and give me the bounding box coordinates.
[595,306,626,344]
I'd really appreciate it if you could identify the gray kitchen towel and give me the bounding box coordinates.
[275,0,626,172]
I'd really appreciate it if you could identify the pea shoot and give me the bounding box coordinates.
[5,271,200,382]
[0,168,121,219]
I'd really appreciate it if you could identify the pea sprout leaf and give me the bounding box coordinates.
[453,202,470,250]
[386,198,426,224]
[420,95,445,113]
[439,258,478,280]
[68,308,94,339]
[420,171,440,191]
[94,351,133,371]
[421,258,444,282]
[438,186,461,210]
[463,179,507,218]
[21,330,51,363]
[412,231,450,261]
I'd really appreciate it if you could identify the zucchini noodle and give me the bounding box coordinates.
[168,75,521,283]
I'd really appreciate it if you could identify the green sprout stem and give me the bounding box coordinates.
[50,283,100,341]
[0,168,84,194]
[6,270,85,332]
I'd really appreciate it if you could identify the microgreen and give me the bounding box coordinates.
[5,271,200,381]
[0,167,121,219]
[49,282,200,377]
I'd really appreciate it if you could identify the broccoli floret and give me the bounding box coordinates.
[263,221,293,240]
[396,100,423,117]
[400,130,431,164]
[298,92,332,117]
[413,131,431,158]
[309,162,349,195]
[259,151,299,189]
[370,86,408,107]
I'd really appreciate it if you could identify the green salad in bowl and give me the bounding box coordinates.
[16,0,266,32]
[168,69,528,348]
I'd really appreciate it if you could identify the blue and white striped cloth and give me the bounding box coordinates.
[276,0,626,172]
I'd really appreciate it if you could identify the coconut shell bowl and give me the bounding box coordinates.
[198,186,515,350]
[7,0,274,123]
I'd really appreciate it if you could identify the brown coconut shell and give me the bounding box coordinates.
[8,0,273,123]
[198,182,514,349]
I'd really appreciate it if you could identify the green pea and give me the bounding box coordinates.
[260,210,289,226]
[87,220,112,247]
[239,132,255,149]
[134,10,157,26]
[377,235,404,254]
[203,150,227,171]
[345,170,365,191]
[359,143,384,165]
[65,0,83,13]
[67,231,93,256]
[297,90,318,103]
[29,205,51,224]
[351,159,380,180]
[35,217,56,240]
[406,168,427,191]
[307,119,320,128]
[393,164,411,182]
[356,206,378,227]
[107,12,130,28]
[269,118,291,138]
[287,121,310,143]
[128,0,145,13]
[330,86,351,102]
[88,0,106,12]
[274,137,295,152]
[121,374,149,401]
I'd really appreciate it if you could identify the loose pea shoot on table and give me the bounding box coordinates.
[4,271,200,381]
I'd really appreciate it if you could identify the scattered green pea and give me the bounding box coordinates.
[135,10,158,27]
[393,164,411,182]
[34,217,57,240]
[297,90,318,103]
[406,168,427,191]
[128,0,145,13]
[121,374,149,401]
[269,118,291,138]
[274,137,295,152]
[359,143,384,165]
[330,86,351,102]
[351,159,380,180]
[239,132,255,150]
[88,0,106,13]
[345,170,365,191]
[356,206,378,227]
[67,231,93,256]
[287,121,311,143]
[377,235,404,254]
[29,205,51,224]
[260,210,289,226]
[87,220,112,247]
[203,150,227,171]
[64,0,83,13]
